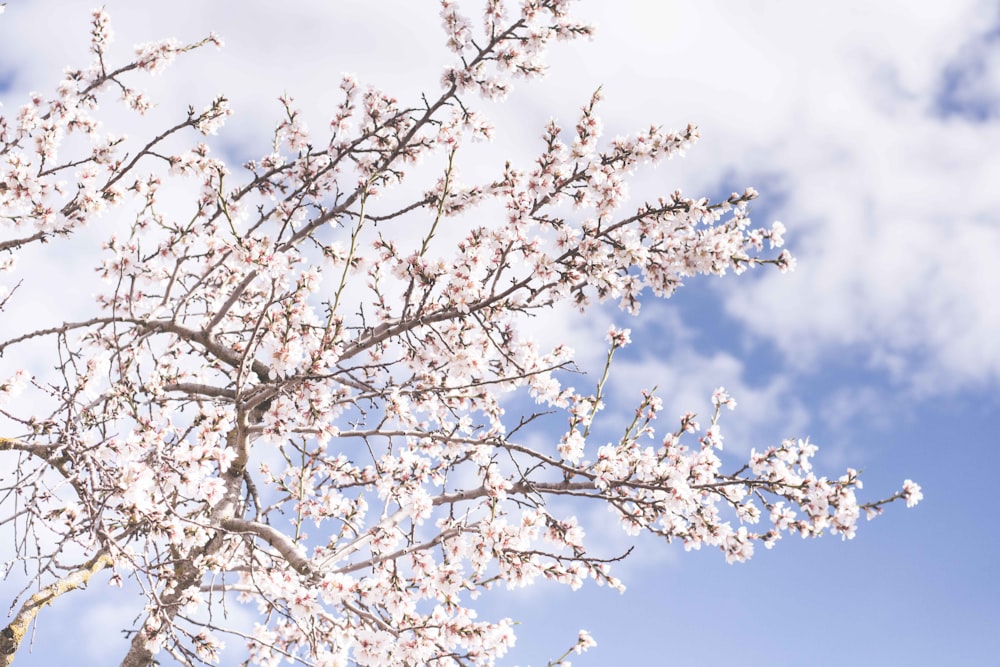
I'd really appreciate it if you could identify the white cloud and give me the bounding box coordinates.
[560,0,1000,396]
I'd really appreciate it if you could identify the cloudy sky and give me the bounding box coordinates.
[1,1,998,665]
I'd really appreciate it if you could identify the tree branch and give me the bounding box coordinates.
[0,553,112,666]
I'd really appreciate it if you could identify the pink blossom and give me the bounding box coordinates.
[0,5,918,666]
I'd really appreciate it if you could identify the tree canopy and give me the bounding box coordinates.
[0,3,919,665]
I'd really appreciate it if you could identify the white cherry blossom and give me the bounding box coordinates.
[0,4,919,666]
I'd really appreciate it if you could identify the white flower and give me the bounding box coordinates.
[902,479,923,508]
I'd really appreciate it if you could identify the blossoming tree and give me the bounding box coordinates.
[0,2,921,665]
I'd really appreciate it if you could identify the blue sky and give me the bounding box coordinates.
[1,1,998,665]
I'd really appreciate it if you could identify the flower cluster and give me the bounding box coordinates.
[0,3,918,667]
